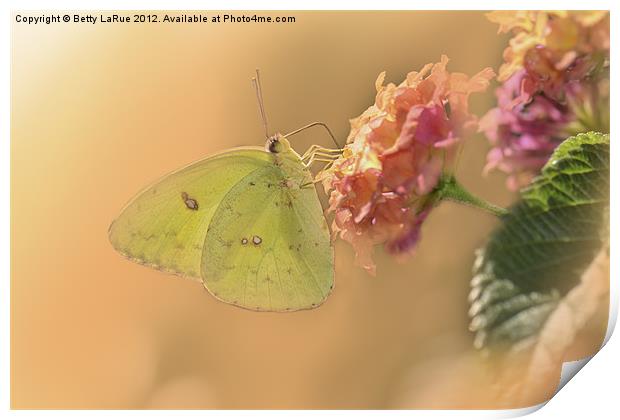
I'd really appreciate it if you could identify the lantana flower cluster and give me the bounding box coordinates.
[321,56,494,273]
[481,11,610,189]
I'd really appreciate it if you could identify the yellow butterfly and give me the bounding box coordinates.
[109,71,342,311]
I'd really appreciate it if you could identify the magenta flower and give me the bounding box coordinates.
[480,70,573,189]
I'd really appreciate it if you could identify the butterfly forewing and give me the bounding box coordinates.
[108,148,273,279]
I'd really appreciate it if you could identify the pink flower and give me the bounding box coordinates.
[487,11,609,87]
[321,56,494,274]
[483,11,610,189]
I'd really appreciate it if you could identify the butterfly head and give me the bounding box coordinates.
[266,133,292,154]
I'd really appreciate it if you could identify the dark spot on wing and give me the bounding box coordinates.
[181,192,199,210]
[280,179,294,188]
[241,238,249,245]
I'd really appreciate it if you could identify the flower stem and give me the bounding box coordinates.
[436,174,508,217]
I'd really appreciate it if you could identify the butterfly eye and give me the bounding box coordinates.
[267,137,283,154]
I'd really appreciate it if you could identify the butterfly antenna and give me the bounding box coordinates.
[251,69,270,138]
[284,122,342,149]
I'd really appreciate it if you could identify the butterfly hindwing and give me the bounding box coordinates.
[108,148,273,279]
[201,165,334,311]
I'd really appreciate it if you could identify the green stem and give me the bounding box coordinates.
[436,175,508,218]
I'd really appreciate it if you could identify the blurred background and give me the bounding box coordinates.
[11,10,605,409]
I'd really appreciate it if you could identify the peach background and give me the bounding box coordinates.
[11,10,606,408]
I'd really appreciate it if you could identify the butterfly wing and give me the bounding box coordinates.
[108,147,273,279]
[201,164,334,311]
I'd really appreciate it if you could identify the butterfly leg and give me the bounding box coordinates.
[303,150,340,162]
[302,149,343,167]
[304,156,339,170]
[301,145,343,161]
[283,121,341,148]
[300,145,320,160]
[304,158,339,174]
[299,178,324,189]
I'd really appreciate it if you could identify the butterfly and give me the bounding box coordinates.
[108,71,342,312]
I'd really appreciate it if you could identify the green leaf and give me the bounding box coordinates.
[469,132,609,353]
